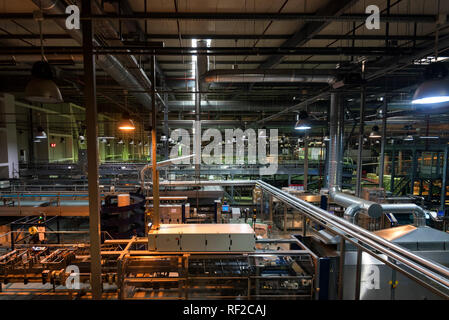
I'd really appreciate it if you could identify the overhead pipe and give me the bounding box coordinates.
[33,0,163,109]
[256,180,449,297]
[203,69,337,84]
[326,89,427,226]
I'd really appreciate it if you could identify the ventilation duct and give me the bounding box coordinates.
[33,0,157,109]
[202,69,337,84]
[325,94,427,227]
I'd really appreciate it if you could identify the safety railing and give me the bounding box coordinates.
[255,180,449,299]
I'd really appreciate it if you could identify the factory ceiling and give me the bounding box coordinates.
[0,0,449,137]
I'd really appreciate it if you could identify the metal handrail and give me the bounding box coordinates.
[256,180,449,297]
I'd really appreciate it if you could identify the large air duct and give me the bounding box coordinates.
[33,0,156,109]
[203,69,337,84]
[326,92,427,227]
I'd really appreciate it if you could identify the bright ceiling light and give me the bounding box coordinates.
[294,111,312,131]
[35,126,47,139]
[369,125,381,139]
[412,80,449,104]
[412,63,449,105]
[118,114,135,131]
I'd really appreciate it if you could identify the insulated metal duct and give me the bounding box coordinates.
[326,92,427,226]
[33,0,155,108]
[203,69,337,84]
[330,189,383,219]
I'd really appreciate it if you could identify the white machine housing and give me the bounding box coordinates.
[148,224,256,252]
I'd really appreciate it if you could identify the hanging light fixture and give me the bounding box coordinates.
[25,11,63,103]
[129,139,134,145]
[35,126,47,139]
[294,111,312,131]
[412,24,449,105]
[117,139,124,144]
[118,114,135,131]
[369,125,381,139]
[404,134,414,141]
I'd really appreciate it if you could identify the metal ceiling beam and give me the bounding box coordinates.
[0,33,432,42]
[259,0,360,69]
[0,12,437,23]
[0,46,419,56]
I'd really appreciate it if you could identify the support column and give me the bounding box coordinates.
[379,97,387,188]
[283,204,287,232]
[82,0,102,300]
[0,93,18,179]
[304,137,309,191]
[440,146,448,211]
[356,85,366,197]
[151,54,160,229]
[269,195,273,222]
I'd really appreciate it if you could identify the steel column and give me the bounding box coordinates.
[355,248,362,300]
[441,146,449,211]
[379,97,388,188]
[82,0,102,300]
[338,238,346,300]
[151,54,160,228]
[356,85,366,197]
[304,138,309,191]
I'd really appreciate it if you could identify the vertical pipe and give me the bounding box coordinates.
[328,93,339,190]
[338,238,346,300]
[151,54,160,229]
[163,91,169,160]
[391,147,396,194]
[355,248,362,300]
[304,137,309,191]
[379,97,387,188]
[283,204,287,232]
[411,149,417,195]
[336,94,345,187]
[356,85,366,197]
[440,146,448,211]
[82,0,102,300]
[269,195,273,222]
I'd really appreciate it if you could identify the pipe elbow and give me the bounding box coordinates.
[344,204,362,224]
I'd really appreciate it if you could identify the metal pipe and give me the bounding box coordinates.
[32,0,163,110]
[356,85,366,197]
[380,203,427,227]
[328,93,339,189]
[330,189,383,218]
[203,69,336,84]
[256,180,449,294]
[343,203,363,223]
[379,97,388,187]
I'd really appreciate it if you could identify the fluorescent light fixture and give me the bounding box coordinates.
[420,136,440,140]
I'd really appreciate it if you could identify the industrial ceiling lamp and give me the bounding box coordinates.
[412,17,449,105]
[118,114,135,131]
[404,134,415,141]
[117,139,124,144]
[294,111,312,131]
[35,126,47,139]
[25,11,63,103]
[369,125,381,139]
[412,63,449,105]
